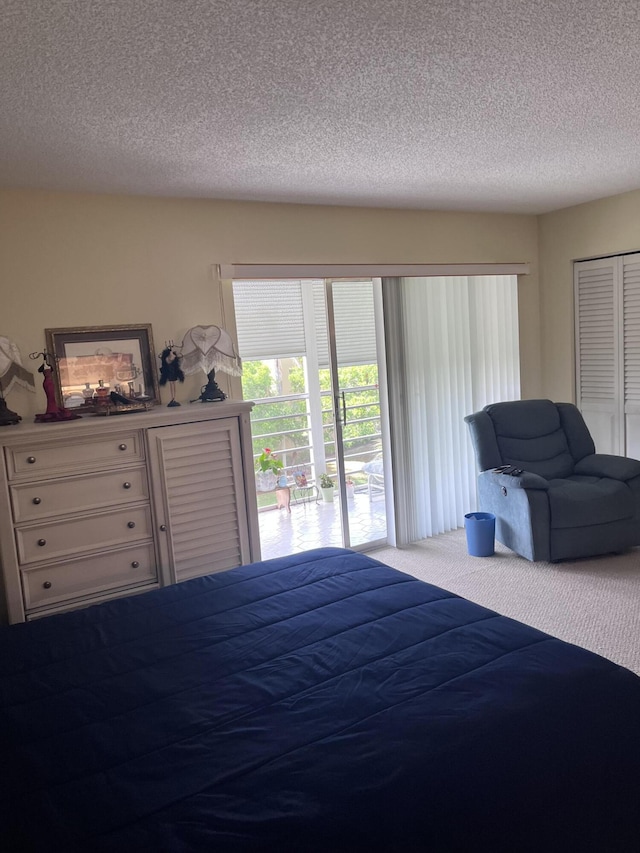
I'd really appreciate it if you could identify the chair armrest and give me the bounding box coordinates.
[490,471,550,490]
[574,454,640,481]
[477,471,551,560]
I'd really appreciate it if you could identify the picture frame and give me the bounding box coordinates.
[45,324,161,409]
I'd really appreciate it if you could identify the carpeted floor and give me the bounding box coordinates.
[372,529,640,675]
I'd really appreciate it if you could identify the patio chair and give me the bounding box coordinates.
[362,455,385,500]
[464,399,640,561]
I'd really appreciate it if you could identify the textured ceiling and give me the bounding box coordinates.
[1,0,640,213]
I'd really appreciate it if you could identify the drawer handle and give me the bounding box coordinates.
[32,497,42,505]
[119,443,127,451]
[27,456,36,464]
[123,482,131,489]
[42,581,52,589]
[131,561,140,569]
[127,521,136,529]
[159,524,167,532]
[37,538,47,547]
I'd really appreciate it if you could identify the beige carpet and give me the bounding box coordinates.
[372,529,640,675]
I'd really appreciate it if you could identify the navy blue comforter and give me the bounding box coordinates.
[1,547,639,852]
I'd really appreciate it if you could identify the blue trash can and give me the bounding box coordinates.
[464,512,496,557]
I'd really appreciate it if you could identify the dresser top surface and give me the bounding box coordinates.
[0,400,254,446]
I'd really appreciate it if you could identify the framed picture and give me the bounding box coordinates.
[45,324,161,409]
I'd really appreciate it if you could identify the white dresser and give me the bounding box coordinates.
[0,402,260,623]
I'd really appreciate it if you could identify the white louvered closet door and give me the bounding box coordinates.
[623,253,640,458]
[574,256,623,454]
[147,419,251,583]
[575,251,640,457]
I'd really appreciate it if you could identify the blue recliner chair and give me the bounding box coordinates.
[464,399,640,561]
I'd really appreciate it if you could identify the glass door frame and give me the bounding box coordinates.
[324,277,395,550]
[324,280,350,545]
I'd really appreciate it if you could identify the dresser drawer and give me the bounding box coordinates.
[22,543,157,610]
[10,466,149,522]
[16,505,152,565]
[5,431,144,480]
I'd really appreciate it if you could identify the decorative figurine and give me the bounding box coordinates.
[93,378,110,409]
[0,391,21,425]
[195,369,227,402]
[159,343,185,407]
[30,351,81,423]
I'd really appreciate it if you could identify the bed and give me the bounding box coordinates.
[1,547,639,852]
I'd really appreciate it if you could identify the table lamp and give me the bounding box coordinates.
[180,325,242,402]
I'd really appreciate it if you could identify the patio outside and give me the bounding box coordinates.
[258,483,388,560]
[243,356,388,559]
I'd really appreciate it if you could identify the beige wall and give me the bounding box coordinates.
[539,188,640,402]
[0,188,541,419]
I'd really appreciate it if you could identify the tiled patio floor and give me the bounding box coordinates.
[258,489,388,560]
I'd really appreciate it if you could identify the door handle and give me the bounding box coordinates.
[342,391,347,425]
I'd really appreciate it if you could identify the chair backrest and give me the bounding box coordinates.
[465,399,595,477]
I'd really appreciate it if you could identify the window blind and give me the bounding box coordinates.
[314,281,377,368]
[233,279,378,366]
[233,281,306,359]
[386,274,520,543]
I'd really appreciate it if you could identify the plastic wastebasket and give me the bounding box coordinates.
[464,512,495,557]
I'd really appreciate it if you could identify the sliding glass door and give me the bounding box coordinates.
[325,280,388,549]
[232,277,391,558]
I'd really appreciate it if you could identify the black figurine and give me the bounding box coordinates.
[159,344,185,407]
[0,394,20,425]
[196,369,227,402]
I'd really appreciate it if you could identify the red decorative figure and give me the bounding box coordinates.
[31,352,81,423]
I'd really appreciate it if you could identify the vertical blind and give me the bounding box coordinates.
[388,275,520,543]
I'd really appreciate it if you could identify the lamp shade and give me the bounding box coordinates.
[180,326,242,377]
[0,337,35,395]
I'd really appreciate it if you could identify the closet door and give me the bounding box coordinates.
[147,419,252,584]
[622,253,640,458]
[574,257,623,454]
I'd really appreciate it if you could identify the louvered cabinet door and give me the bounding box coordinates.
[623,253,640,458]
[574,257,623,454]
[147,419,252,584]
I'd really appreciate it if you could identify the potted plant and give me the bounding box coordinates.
[319,472,335,502]
[256,447,284,491]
